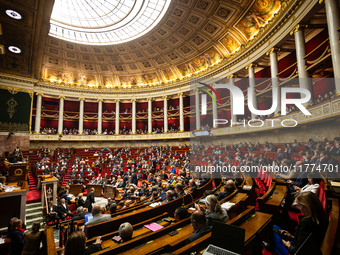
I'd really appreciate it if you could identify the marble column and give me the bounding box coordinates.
[34,93,43,133]
[228,75,238,123]
[178,93,184,132]
[195,89,201,130]
[324,0,340,93]
[115,100,120,135]
[246,63,257,119]
[291,25,313,98]
[132,99,136,134]
[147,98,152,134]
[97,99,103,135]
[57,96,65,134]
[267,48,281,114]
[163,96,168,132]
[78,98,84,134]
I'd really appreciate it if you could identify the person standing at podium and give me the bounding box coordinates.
[85,188,95,212]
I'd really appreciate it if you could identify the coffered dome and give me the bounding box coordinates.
[41,0,282,90]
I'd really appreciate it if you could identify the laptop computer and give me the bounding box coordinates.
[203,221,245,255]
[84,213,93,223]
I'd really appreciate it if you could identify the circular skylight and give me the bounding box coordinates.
[49,0,171,45]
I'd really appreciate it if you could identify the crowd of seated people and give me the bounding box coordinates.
[309,90,336,107]
[39,125,181,136]
[13,133,339,254]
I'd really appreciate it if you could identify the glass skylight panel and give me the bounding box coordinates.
[49,0,171,45]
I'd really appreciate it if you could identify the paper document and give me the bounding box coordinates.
[221,202,235,210]
[144,223,164,232]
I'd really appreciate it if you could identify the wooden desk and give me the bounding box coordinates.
[69,184,83,196]
[87,184,103,197]
[257,182,287,214]
[104,185,117,199]
[0,182,28,229]
[172,206,272,255]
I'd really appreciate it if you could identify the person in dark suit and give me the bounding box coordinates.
[76,193,85,207]
[185,211,211,244]
[130,171,138,185]
[263,192,328,255]
[10,219,25,255]
[58,198,74,221]
[72,206,88,221]
[85,188,95,212]
[216,180,237,201]
[189,179,198,199]
[47,201,60,228]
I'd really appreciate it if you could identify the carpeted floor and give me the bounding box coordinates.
[26,190,41,204]
[27,170,41,204]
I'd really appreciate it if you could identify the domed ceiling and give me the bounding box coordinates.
[41,0,281,89]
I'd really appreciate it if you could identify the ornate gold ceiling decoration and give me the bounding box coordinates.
[41,0,282,90]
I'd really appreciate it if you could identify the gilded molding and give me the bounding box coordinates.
[115,99,120,103]
[162,96,168,100]
[227,74,237,79]
[178,93,183,96]
[290,24,308,35]
[78,97,85,101]
[266,47,280,55]
[97,98,103,102]
[245,63,257,69]
[58,96,65,99]
[36,92,44,97]
[131,98,136,102]
[147,98,153,101]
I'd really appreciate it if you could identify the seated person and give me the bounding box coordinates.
[195,195,229,226]
[175,183,185,198]
[110,203,117,214]
[165,190,174,202]
[47,202,60,228]
[58,199,74,221]
[85,205,112,226]
[217,180,237,201]
[263,192,328,255]
[72,207,88,221]
[118,222,133,242]
[171,210,211,252]
[64,231,102,255]
[174,207,190,222]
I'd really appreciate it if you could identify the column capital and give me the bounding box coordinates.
[227,74,237,79]
[266,47,280,56]
[245,63,257,69]
[115,99,120,103]
[97,98,103,102]
[131,98,136,102]
[147,98,153,101]
[78,97,85,101]
[36,92,44,97]
[177,92,183,96]
[210,83,216,87]
[194,88,200,93]
[319,0,324,4]
[290,24,308,35]
[58,96,65,99]
[162,95,168,100]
